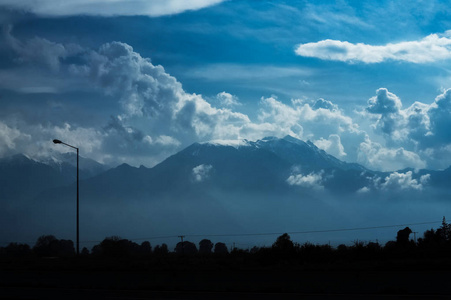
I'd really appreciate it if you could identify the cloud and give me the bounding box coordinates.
[356,186,370,194]
[286,171,324,190]
[0,0,225,17]
[216,92,241,107]
[0,121,31,156]
[418,145,451,170]
[192,164,213,182]
[73,41,359,150]
[258,96,359,141]
[4,28,450,171]
[312,98,338,111]
[358,171,430,193]
[428,88,451,144]
[2,29,368,167]
[314,134,346,158]
[381,171,430,191]
[1,32,256,165]
[295,31,451,64]
[185,63,311,81]
[0,119,105,162]
[4,25,83,71]
[357,136,426,171]
[364,88,451,169]
[366,88,405,138]
[367,88,402,114]
[68,41,253,145]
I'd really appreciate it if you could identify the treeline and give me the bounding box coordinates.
[3,218,451,262]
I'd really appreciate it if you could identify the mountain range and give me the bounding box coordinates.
[1,136,450,247]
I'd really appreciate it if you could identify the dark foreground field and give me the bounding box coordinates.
[3,226,451,299]
[2,257,451,299]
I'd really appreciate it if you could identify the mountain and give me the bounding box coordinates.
[147,135,370,192]
[39,152,108,179]
[0,153,108,202]
[0,153,110,244]
[68,135,372,204]
[0,154,69,201]
[34,134,445,205]
[3,136,451,247]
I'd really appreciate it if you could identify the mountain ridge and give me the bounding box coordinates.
[2,135,451,246]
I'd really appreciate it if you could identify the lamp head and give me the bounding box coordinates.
[53,139,62,144]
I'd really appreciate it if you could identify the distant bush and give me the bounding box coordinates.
[199,239,213,254]
[154,243,169,255]
[33,235,74,257]
[4,243,32,257]
[175,241,198,254]
[4,217,451,264]
[214,242,228,254]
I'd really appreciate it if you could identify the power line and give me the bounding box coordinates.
[1,220,441,246]
[77,220,442,244]
[182,221,441,238]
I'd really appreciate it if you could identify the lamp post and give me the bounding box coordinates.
[53,139,79,255]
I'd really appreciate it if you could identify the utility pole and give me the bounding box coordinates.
[53,139,79,255]
[413,232,418,244]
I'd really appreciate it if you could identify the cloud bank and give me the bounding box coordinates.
[295,31,451,64]
[0,0,225,17]
[359,171,431,193]
[364,88,451,169]
[2,28,451,171]
[287,171,324,190]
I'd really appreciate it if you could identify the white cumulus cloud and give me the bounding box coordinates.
[216,91,241,107]
[287,171,324,190]
[4,28,451,171]
[0,121,31,156]
[192,164,213,182]
[314,134,347,158]
[0,0,225,17]
[295,31,451,64]
[381,171,430,191]
[258,96,359,141]
[357,135,426,171]
[363,88,451,169]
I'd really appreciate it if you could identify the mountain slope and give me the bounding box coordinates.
[4,135,451,246]
[69,135,373,203]
[0,153,108,202]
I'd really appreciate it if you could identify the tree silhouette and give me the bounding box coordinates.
[175,241,198,254]
[272,233,295,254]
[81,247,90,256]
[140,241,152,255]
[98,236,140,257]
[154,243,169,255]
[439,216,451,242]
[57,239,75,257]
[214,242,228,254]
[199,239,213,254]
[33,235,75,257]
[396,227,412,245]
[33,235,57,256]
[5,243,31,257]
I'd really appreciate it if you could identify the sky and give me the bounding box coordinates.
[1,0,451,171]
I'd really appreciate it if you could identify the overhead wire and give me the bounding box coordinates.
[80,220,441,244]
[1,220,442,247]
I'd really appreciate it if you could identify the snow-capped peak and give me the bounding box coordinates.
[201,139,251,149]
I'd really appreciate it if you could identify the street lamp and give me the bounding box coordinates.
[53,139,79,255]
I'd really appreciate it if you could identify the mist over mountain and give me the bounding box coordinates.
[2,136,451,248]
[0,153,107,201]
[39,152,108,179]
